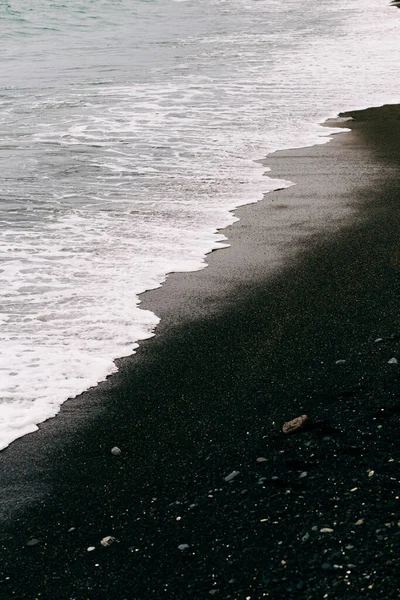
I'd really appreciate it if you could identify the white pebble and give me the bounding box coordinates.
[335,359,346,365]
[100,536,117,547]
[224,470,240,482]
[87,546,95,552]
[299,471,308,478]
[320,528,334,533]
[388,358,398,364]
[111,447,121,456]
[178,544,189,551]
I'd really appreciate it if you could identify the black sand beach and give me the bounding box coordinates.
[1,105,400,599]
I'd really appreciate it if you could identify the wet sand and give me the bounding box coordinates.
[0,105,399,599]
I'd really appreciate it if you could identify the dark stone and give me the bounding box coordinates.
[296,580,306,590]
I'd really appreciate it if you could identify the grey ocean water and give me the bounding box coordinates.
[0,0,399,449]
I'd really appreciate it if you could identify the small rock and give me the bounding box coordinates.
[388,358,398,364]
[355,519,364,526]
[87,546,95,552]
[282,415,309,435]
[335,359,346,365]
[100,536,117,547]
[26,538,40,547]
[320,528,334,533]
[68,527,76,533]
[178,544,190,551]
[296,581,306,590]
[299,471,308,478]
[224,470,240,482]
[374,338,384,343]
[256,457,268,463]
[111,446,121,456]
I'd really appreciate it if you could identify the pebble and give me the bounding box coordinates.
[299,471,308,478]
[296,581,306,590]
[256,457,268,463]
[224,470,240,482]
[87,546,95,552]
[282,414,309,435]
[178,544,190,551]
[374,338,384,343]
[335,359,346,365]
[355,519,364,526]
[111,447,121,456]
[388,357,398,364]
[26,538,40,547]
[320,528,334,533]
[100,536,117,547]
[68,527,76,533]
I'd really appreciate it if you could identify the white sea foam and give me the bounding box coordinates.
[0,0,399,449]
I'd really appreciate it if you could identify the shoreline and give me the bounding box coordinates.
[1,105,400,599]
[0,104,388,454]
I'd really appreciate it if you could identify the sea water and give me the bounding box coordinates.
[0,0,399,450]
